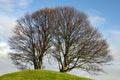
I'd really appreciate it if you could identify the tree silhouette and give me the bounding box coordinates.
[9,7,112,74]
[51,7,112,73]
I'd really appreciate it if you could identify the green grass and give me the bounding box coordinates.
[0,70,92,80]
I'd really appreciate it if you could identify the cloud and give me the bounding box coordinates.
[18,0,32,6]
[0,0,12,5]
[0,0,13,11]
[0,0,32,75]
[103,30,120,46]
[110,46,120,62]
[0,42,10,56]
[109,30,120,41]
[110,30,120,35]
[0,0,33,41]
[0,14,16,41]
[0,42,18,75]
[89,16,106,27]
[0,0,32,12]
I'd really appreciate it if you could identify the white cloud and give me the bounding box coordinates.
[0,14,16,40]
[110,30,120,35]
[89,16,106,27]
[0,42,18,75]
[0,42,10,56]
[0,0,11,4]
[0,0,32,12]
[18,0,32,6]
[0,0,14,11]
[0,0,32,41]
[111,45,120,53]
[109,30,120,41]
[0,0,32,75]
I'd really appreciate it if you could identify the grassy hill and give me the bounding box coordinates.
[0,70,92,80]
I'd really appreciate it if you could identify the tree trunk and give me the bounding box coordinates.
[60,66,68,72]
[38,56,43,69]
[33,61,38,69]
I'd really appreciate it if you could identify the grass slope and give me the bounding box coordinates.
[0,70,92,80]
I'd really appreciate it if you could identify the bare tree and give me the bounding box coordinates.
[9,8,54,69]
[9,14,35,69]
[51,7,113,73]
[31,8,55,69]
[9,7,112,74]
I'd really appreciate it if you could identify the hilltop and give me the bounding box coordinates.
[0,70,92,80]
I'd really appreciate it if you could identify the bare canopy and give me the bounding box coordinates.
[51,7,112,73]
[9,8,55,69]
[9,7,112,74]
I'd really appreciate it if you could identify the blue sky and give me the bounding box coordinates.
[0,0,120,80]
